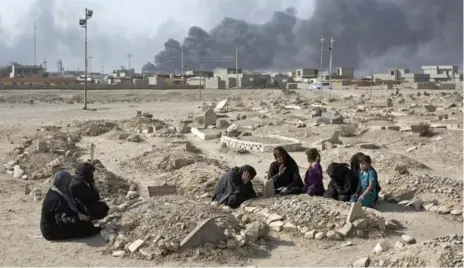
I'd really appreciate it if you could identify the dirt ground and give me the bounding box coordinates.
[0,88,462,267]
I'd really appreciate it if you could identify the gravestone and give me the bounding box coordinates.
[180,218,227,249]
[214,99,229,113]
[263,179,275,198]
[203,108,217,129]
[147,185,177,197]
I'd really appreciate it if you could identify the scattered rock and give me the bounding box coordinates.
[373,239,391,253]
[437,206,452,214]
[283,222,297,232]
[127,134,143,143]
[13,165,25,179]
[401,235,416,244]
[353,257,370,267]
[269,221,284,232]
[315,232,325,240]
[112,250,126,258]
[226,239,237,249]
[337,222,353,237]
[128,239,144,252]
[326,230,342,241]
[395,241,405,248]
[352,219,368,229]
[304,230,317,239]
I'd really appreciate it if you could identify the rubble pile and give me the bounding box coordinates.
[102,196,269,263]
[381,174,463,220]
[91,160,134,200]
[121,113,169,133]
[3,127,81,181]
[367,235,463,267]
[243,196,387,240]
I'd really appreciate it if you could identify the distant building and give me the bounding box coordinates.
[421,65,459,82]
[374,68,429,83]
[214,67,243,88]
[9,64,44,78]
[292,68,319,82]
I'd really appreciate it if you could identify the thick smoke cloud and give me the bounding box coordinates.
[154,0,463,74]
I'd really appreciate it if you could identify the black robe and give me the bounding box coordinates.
[212,167,257,209]
[70,163,109,220]
[324,163,358,201]
[40,190,101,241]
[268,150,303,195]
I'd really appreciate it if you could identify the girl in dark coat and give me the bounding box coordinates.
[212,165,257,209]
[40,171,101,241]
[69,162,109,220]
[268,146,304,195]
[324,162,358,201]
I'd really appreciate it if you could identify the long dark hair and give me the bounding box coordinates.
[350,152,365,175]
[305,148,321,163]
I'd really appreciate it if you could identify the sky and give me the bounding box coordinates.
[0,0,314,72]
[0,0,462,74]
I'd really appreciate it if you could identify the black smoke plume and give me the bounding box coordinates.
[154,0,463,74]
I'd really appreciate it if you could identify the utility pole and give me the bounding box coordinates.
[43,59,47,71]
[370,67,374,96]
[88,55,93,74]
[328,37,335,97]
[79,8,93,110]
[235,44,239,89]
[319,37,324,97]
[199,50,204,101]
[127,53,132,76]
[181,46,184,76]
[33,22,37,66]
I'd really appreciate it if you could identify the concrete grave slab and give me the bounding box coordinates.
[191,128,222,140]
[147,185,177,197]
[203,108,217,128]
[214,99,229,113]
[180,218,227,249]
[220,135,302,153]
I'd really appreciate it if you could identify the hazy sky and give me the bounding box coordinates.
[0,0,314,72]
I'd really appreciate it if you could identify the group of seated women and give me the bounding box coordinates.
[212,146,381,209]
[40,162,110,241]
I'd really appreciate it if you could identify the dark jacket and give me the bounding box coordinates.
[268,149,304,194]
[324,163,358,201]
[69,162,109,220]
[40,189,100,241]
[212,167,257,209]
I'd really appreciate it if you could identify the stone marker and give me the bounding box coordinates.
[401,234,416,244]
[37,141,48,153]
[214,99,229,113]
[373,239,391,253]
[337,222,353,237]
[180,218,227,249]
[263,179,275,198]
[347,203,364,223]
[147,185,177,197]
[203,108,217,129]
[90,143,95,161]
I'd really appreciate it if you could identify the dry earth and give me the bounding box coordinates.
[0,88,462,267]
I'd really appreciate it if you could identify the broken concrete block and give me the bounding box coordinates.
[128,239,144,252]
[337,222,353,237]
[13,165,25,179]
[180,218,227,249]
[373,239,391,253]
[112,250,126,257]
[347,203,364,223]
[267,213,283,223]
[269,221,284,232]
[283,222,297,232]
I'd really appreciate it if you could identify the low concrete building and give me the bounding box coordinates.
[148,74,185,87]
[292,68,319,82]
[204,77,226,89]
[214,67,243,88]
[336,67,355,79]
[9,64,44,78]
[421,65,459,82]
[374,68,429,82]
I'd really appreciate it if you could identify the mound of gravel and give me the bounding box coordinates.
[382,174,463,213]
[368,235,463,267]
[244,195,386,239]
[92,160,133,200]
[76,120,116,136]
[102,196,269,264]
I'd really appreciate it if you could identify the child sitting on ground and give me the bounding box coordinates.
[350,155,378,208]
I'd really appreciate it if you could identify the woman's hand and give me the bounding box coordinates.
[78,213,89,221]
[278,164,286,175]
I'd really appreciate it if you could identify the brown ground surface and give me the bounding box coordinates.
[0,88,462,267]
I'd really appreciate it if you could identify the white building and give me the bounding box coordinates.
[421,65,459,82]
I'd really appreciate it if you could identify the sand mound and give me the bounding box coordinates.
[8,127,81,180]
[102,196,268,264]
[76,120,117,136]
[368,235,463,267]
[121,115,168,131]
[92,160,133,200]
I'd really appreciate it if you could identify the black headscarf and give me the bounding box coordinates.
[274,146,298,170]
[75,162,96,184]
[350,152,365,176]
[238,165,257,180]
[51,171,79,213]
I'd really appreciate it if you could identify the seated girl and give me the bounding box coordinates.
[350,155,378,208]
[302,148,325,196]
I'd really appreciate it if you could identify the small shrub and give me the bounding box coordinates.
[340,124,358,137]
[394,164,409,175]
[417,122,432,137]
